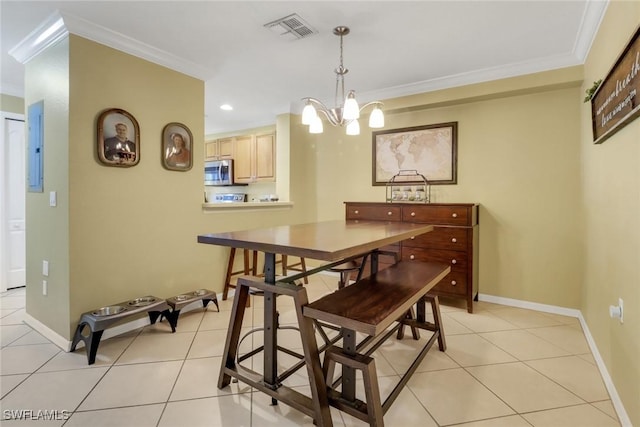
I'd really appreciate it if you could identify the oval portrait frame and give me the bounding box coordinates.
[162,122,193,171]
[97,108,140,167]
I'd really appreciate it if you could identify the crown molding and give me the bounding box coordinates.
[60,12,211,80]
[573,0,609,62]
[9,10,210,81]
[322,52,583,108]
[8,11,68,65]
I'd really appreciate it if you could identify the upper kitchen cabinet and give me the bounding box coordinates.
[204,137,233,161]
[234,133,275,183]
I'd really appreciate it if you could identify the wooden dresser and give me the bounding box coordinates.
[345,202,479,313]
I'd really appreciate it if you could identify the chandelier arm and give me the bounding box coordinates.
[302,97,340,126]
[358,101,384,112]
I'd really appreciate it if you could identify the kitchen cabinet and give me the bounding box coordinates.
[204,138,233,161]
[345,202,479,313]
[234,133,275,183]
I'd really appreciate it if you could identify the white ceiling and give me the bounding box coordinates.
[1,1,607,135]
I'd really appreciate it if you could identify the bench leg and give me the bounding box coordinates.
[426,295,446,351]
[323,346,385,426]
[396,307,420,340]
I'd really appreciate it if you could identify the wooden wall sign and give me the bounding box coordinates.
[591,25,640,144]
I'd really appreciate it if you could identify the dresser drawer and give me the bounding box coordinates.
[401,247,468,271]
[400,252,467,296]
[403,226,469,250]
[346,204,401,221]
[402,205,473,226]
[432,271,467,296]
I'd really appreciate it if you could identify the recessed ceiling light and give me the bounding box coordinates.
[220,104,233,111]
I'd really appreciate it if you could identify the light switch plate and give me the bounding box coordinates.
[43,260,49,276]
[49,191,57,207]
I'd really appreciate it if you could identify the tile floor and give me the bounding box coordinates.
[0,276,621,426]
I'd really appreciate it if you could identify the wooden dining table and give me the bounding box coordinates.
[197,219,434,426]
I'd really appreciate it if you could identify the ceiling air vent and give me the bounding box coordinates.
[264,14,317,40]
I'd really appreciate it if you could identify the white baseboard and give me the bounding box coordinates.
[23,313,70,351]
[478,293,631,426]
[577,312,632,427]
[478,293,582,318]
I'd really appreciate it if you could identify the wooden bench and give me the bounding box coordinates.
[70,295,174,365]
[303,261,450,426]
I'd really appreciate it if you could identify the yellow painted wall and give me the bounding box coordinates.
[307,68,585,309]
[24,37,71,337]
[581,2,640,424]
[0,94,24,113]
[24,35,312,339]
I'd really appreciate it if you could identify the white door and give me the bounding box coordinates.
[1,113,26,292]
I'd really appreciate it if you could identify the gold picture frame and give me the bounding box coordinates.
[372,122,458,185]
[162,122,193,171]
[97,108,140,167]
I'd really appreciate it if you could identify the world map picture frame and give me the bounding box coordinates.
[372,122,458,186]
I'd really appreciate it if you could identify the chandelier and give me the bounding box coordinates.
[301,26,384,135]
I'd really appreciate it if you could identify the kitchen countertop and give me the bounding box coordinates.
[202,201,294,211]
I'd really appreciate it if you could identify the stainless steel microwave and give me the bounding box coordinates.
[204,159,235,186]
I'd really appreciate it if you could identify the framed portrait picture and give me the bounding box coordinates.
[162,122,193,171]
[97,108,140,167]
[372,122,458,185]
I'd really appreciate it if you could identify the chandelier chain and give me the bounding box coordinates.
[335,32,346,109]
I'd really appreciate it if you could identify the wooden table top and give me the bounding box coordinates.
[198,219,434,262]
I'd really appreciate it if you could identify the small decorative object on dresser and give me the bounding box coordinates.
[345,201,479,313]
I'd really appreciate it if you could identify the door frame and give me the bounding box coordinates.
[1,111,25,292]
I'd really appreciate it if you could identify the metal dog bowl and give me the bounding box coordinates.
[193,289,207,296]
[92,306,126,316]
[174,294,190,302]
[128,296,157,307]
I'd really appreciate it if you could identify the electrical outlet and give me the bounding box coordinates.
[609,298,624,324]
[618,298,624,324]
[42,260,49,276]
[49,191,57,207]
[42,280,47,296]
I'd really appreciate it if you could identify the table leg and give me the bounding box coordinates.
[218,281,250,389]
[263,252,279,400]
[341,328,357,402]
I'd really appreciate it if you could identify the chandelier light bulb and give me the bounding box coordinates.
[343,91,360,120]
[309,115,324,134]
[369,105,385,128]
[301,102,317,125]
[346,119,360,136]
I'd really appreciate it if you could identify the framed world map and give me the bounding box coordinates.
[372,122,458,186]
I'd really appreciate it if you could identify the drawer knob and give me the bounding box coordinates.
[451,259,457,264]
[388,211,393,216]
[452,213,458,218]
[410,236,415,240]
[451,280,457,286]
[410,255,415,260]
[410,212,416,216]
[451,238,457,243]
[354,210,359,214]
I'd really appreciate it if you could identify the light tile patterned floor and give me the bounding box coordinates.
[0,276,621,426]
